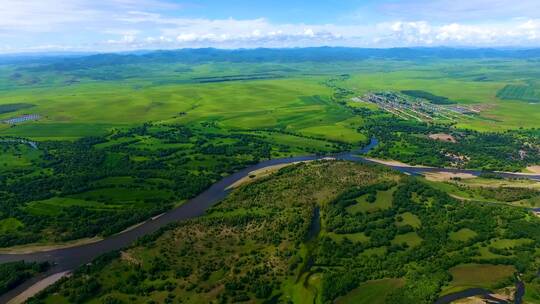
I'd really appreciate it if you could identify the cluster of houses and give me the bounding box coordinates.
[357,92,474,123]
[2,114,40,124]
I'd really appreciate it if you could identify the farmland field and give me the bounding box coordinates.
[497,84,540,103]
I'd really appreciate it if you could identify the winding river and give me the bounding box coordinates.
[1,138,539,303]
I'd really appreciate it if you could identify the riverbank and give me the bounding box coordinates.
[526,166,540,174]
[0,237,102,254]
[364,157,431,168]
[227,157,336,189]
[7,271,70,304]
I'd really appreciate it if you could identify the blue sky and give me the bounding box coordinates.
[1,0,540,53]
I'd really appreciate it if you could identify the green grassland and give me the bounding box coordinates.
[30,161,540,304]
[0,70,362,142]
[0,143,41,170]
[345,187,396,214]
[395,212,421,229]
[441,264,515,295]
[449,228,478,242]
[391,232,423,248]
[335,278,405,304]
[1,58,540,142]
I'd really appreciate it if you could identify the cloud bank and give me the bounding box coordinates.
[1,0,540,53]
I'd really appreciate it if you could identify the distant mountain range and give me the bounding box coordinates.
[2,47,540,68]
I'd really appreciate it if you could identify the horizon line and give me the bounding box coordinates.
[2,45,540,57]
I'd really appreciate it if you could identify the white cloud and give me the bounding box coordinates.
[377,0,540,22]
[1,0,540,53]
[373,20,540,47]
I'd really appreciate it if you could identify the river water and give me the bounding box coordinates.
[0,138,538,303]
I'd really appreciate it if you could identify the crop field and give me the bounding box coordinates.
[497,84,540,103]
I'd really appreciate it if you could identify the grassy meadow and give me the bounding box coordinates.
[1,58,540,142]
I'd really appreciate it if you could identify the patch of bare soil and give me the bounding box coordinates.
[526,165,540,174]
[423,172,477,182]
[365,158,430,168]
[453,297,487,304]
[8,271,71,304]
[0,237,103,254]
[120,251,141,265]
[429,133,457,143]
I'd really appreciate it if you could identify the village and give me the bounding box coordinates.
[1,114,40,124]
[353,91,478,123]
